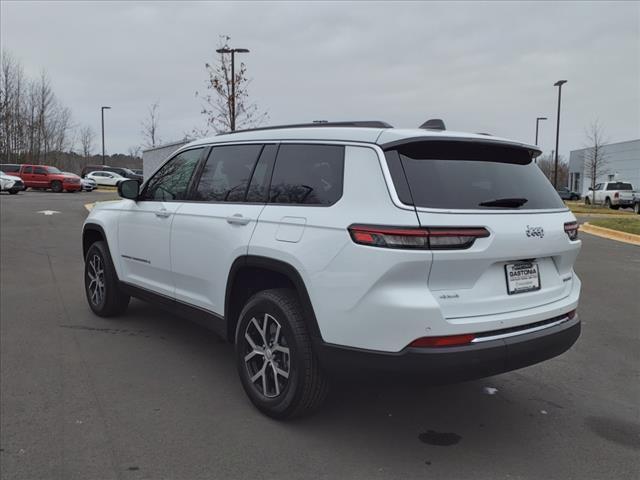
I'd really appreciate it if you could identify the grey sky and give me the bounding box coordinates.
[2,1,639,158]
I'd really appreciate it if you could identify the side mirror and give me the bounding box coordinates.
[118,179,139,200]
[588,187,593,191]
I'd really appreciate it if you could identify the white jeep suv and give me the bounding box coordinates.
[82,121,581,418]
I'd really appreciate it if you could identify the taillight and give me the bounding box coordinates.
[564,221,579,241]
[614,192,619,199]
[409,334,476,348]
[348,225,489,250]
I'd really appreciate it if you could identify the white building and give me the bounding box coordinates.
[568,139,640,195]
[142,139,190,180]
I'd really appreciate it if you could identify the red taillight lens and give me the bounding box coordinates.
[564,221,579,241]
[409,334,476,348]
[614,192,619,199]
[348,225,489,250]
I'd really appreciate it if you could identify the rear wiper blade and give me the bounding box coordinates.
[478,197,528,208]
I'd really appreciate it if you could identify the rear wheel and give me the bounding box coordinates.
[634,202,640,215]
[51,180,63,193]
[235,289,328,419]
[84,241,130,317]
[604,197,612,209]
[585,197,591,205]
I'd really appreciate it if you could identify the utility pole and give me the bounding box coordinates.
[215,47,250,132]
[101,106,111,165]
[553,80,567,188]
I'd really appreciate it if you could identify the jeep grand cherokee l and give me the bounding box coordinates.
[82,121,581,418]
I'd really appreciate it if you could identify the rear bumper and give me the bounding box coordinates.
[315,315,580,382]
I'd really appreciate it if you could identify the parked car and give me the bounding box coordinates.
[85,171,126,186]
[82,120,581,419]
[14,164,81,192]
[81,164,143,183]
[64,172,96,192]
[0,163,21,174]
[0,170,26,194]
[131,169,143,177]
[82,177,98,192]
[584,181,635,209]
[556,187,580,201]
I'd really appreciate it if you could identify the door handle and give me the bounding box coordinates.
[226,213,251,225]
[155,208,172,218]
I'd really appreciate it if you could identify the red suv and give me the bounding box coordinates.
[17,164,82,192]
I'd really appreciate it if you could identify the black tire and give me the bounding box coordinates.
[84,241,130,317]
[51,180,63,193]
[604,197,612,208]
[611,205,620,210]
[235,288,328,419]
[8,189,18,195]
[634,202,640,215]
[585,196,591,205]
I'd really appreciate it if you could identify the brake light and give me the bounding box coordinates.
[409,334,476,348]
[614,192,619,199]
[564,222,579,241]
[348,225,489,250]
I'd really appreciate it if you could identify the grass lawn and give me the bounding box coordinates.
[589,217,640,235]
[565,201,634,215]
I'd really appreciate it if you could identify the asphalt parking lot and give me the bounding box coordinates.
[1,190,639,480]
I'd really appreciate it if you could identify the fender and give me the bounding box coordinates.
[225,255,322,341]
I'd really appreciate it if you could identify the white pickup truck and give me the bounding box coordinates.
[585,181,636,209]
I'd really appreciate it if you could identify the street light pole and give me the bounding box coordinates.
[553,80,567,188]
[215,47,250,132]
[101,106,111,165]
[535,116,547,146]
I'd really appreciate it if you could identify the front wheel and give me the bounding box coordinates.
[8,189,19,195]
[84,241,130,317]
[235,289,328,419]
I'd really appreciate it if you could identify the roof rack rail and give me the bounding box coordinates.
[217,121,393,135]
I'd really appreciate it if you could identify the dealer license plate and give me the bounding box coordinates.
[505,261,540,295]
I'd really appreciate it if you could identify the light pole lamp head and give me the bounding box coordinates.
[537,116,548,121]
[101,106,111,111]
[554,80,567,87]
[216,48,231,54]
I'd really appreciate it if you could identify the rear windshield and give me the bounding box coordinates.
[385,141,565,210]
[606,182,632,191]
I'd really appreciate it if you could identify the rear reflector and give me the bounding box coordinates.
[564,222,579,241]
[409,334,476,348]
[348,225,489,250]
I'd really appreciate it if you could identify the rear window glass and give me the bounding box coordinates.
[269,144,344,205]
[606,182,632,191]
[0,164,20,173]
[385,141,565,210]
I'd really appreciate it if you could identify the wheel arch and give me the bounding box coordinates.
[225,256,322,344]
[82,223,107,259]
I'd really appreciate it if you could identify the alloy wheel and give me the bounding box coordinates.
[87,254,105,306]
[243,313,291,398]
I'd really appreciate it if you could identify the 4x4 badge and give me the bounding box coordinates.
[526,225,544,238]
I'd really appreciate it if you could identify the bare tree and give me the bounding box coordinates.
[79,125,95,158]
[584,120,609,194]
[127,145,141,159]
[195,35,268,135]
[537,152,569,187]
[141,102,160,148]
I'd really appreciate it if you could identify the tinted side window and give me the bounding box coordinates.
[1,164,19,173]
[269,144,344,205]
[140,148,202,201]
[23,166,33,174]
[34,167,47,175]
[194,144,263,202]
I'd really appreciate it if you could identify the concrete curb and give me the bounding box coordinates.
[581,222,640,246]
